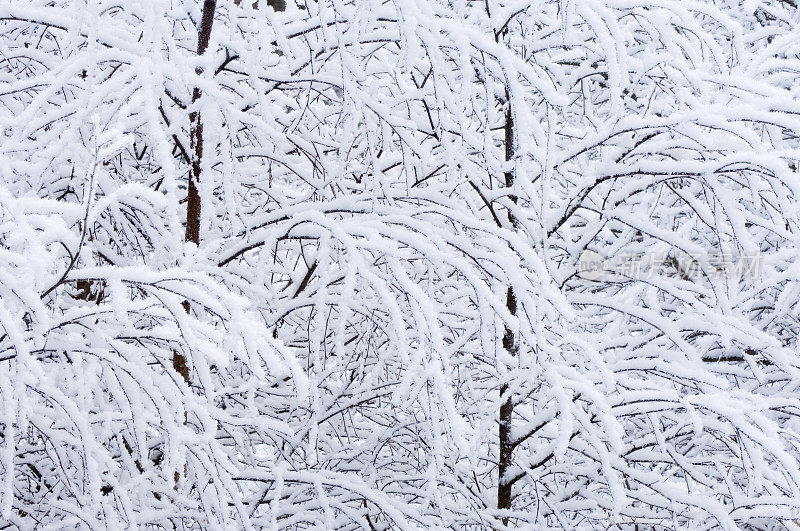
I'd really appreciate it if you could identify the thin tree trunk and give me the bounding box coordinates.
[175,0,216,386]
[480,2,518,522]
[172,0,216,492]
[183,0,216,250]
[497,97,517,525]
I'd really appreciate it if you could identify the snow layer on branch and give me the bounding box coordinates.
[3,0,800,528]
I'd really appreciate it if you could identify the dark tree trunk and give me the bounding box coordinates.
[497,98,517,525]
[175,0,216,387]
[184,88,202,250]
[184,0,215,250]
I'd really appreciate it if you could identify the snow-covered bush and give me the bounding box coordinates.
[3,0,800,528]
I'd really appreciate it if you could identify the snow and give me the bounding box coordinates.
[3,0,800,528]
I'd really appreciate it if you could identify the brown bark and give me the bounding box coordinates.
[184,0,215,248]
[185,87,202,248]
[171,1,216,491]
[175,0,216,391]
